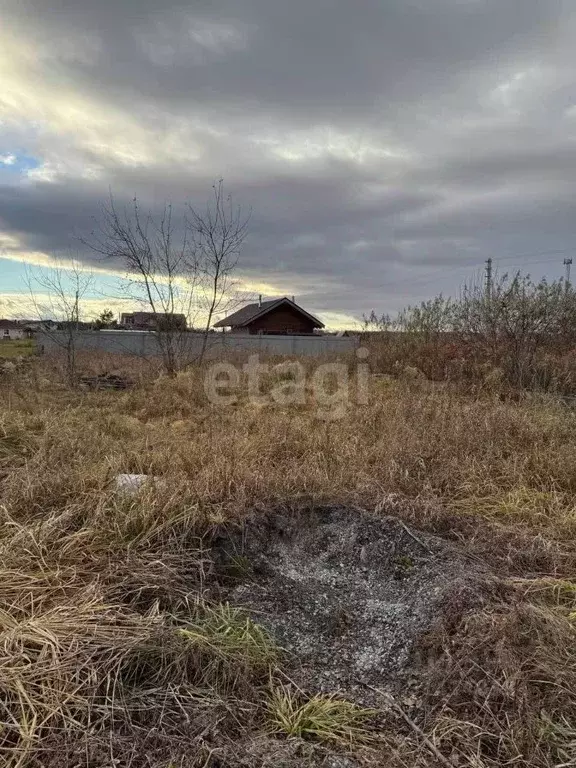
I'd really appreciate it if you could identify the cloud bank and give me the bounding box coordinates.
[1,0,576,324]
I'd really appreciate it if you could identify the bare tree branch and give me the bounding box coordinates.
[188,179,250,363]
[84,194,199,377]
[25,259,95,386]
[84,180,249,373]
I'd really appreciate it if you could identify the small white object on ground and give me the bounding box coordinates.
[114,474,159,495]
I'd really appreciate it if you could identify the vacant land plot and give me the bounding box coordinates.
[1,357,576,767]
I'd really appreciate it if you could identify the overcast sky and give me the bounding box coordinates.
[1,0,576,326]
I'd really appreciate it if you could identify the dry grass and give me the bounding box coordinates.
[2,354,576,765]
[423,598,576,767]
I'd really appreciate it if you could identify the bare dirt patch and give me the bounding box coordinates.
[219,506,484,709]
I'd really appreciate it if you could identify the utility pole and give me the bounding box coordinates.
[485,258,493,299]
[563,257,572,290]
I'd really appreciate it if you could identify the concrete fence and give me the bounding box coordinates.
[36,330,359,360]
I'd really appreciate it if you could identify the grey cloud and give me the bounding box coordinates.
[7,0,567,125]
[1,0,576,322]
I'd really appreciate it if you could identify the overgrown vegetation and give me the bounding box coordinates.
[2,352,576,766]
[365,270,576,393]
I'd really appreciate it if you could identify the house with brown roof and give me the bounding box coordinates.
[214,297,324,335]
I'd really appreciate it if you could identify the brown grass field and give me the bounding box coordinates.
[2,351,576,767]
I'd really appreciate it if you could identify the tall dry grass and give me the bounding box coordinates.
[364,331,576,396]
[2,356,576,766]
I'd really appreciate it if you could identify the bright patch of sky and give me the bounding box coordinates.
[0,258,28,290]
[0,152,40,175]
[0,259,127,320]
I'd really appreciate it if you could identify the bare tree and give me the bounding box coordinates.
[87,181,248,374]
[188,179,250,363]
[26,259,95,386]
[87,197,198,377]
[362,310,394,333]
[367,269,576,388]
[363,296,454,338]
[454,271,575,385]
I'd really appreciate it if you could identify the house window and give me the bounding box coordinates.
[3,330,9,337]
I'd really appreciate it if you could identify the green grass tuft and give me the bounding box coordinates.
[266,684,376,744]
[177,602,279,688]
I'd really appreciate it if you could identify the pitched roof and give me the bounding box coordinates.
[121,312,185,321]
[214,297,324,329]
[0,319,19,329]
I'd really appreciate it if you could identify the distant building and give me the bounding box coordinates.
[17,319,58,332]
[120,312,187,331]
[214,296,325,335]
[0,319,27,340]
[56,320,94,331]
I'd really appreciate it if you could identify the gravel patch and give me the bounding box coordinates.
[219,505,479,708]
